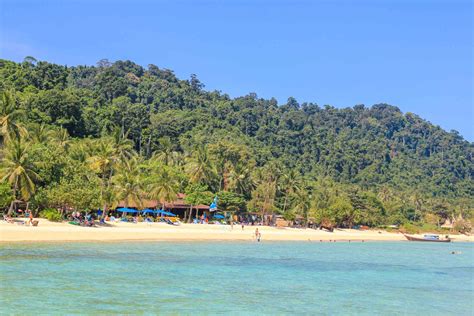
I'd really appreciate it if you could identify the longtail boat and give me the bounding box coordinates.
[403,234,451,243]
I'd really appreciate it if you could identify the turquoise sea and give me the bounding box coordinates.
[1,241,473,315]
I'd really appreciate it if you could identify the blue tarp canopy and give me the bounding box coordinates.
[213,214,225,219]
[117,207,138,213]
[162,211,176,217]
[154,209,177,216]
[142,209,155,214]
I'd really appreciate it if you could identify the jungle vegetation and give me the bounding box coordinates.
[1,57,473,230]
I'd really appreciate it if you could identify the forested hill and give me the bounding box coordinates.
[1,58,473,226]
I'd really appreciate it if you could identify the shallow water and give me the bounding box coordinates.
[1,241,473,315]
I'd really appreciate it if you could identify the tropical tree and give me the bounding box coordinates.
[0,90,26,145]
[410,191,425,222]
[152,136,180,166]
[113,157,144,210]
[248,181,277,219]
[227,162,254,198]
[280,169,301,214]
[146,163,179,209]
[291,185,313,227]
[184,183,213,223]
[217,190,246,214]
[185,145,217,189]
[52,127,71,150]
[87,138,121,217]
[28,123,54,144]
[0,138,39,214]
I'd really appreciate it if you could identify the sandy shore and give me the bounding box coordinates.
[1,219,472,242]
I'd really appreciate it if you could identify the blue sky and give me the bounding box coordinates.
[1,0,472,141]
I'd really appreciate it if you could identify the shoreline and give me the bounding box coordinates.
[1,219,473,243]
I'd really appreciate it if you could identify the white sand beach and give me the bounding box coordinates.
[1,219,472,242]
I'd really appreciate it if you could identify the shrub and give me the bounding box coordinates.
[453,219,472,234]
[399,223,419,234]
[424,213,441,226]
[40,208,63,222]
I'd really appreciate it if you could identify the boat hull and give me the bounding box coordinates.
[403,234,451,242]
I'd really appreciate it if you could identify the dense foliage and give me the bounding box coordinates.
[1,57,473,228]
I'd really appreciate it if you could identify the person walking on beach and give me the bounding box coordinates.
[241,222,244,231]
[28,211,33,226]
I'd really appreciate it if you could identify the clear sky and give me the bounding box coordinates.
[1,0,472,141]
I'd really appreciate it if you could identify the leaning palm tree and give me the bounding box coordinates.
[0,138,39,215]
[113,158,144,210]
[0,90,26,146]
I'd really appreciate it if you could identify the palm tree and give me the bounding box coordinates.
[53,127,71,150]
[87,138,120,217]
[109,127,135,161]
[185,145,217,189]
[152,136,180,166]
[0,138,39,215]
[28,123,55,144]
[0,90,26,146]
[410,191,425,222]
[146,164,179,209]
[280,169,301,214]
[113,158,143,210]
[227,162,254,197]
[291,186,312,227]
[249,180,277,221]
[377,186,393,204]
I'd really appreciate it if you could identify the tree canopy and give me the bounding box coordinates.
[0,57,473,228]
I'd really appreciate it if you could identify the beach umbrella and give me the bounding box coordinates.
[213,214,225,219]
[117,207,138,213]
[142,209,155,215]
[155,209,166,215]
[164,211,177,217]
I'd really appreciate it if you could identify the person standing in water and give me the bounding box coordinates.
[255,228,261,242]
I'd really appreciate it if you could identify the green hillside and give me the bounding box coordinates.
[1,58,473,229]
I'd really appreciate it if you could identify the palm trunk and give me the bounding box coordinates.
[101,203,108,220]
[187,205,193,223]
[7,178,19,215]
[282,193,288,214]
[7,200,15,216]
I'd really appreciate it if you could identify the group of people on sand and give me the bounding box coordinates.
[3,210,35,226]
[71,211,95,226]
